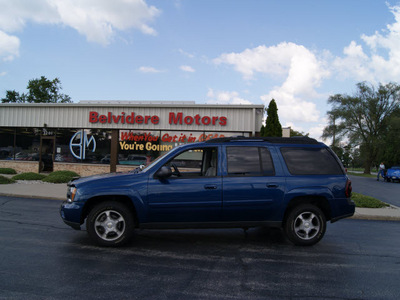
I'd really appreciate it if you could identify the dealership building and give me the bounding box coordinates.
[0,101,264,176]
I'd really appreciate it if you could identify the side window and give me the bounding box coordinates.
[227,147,274,176]
[166,147,218,177]
[280,147,344,175]
[260,147,275,176]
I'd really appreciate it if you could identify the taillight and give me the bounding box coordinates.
[345,179,352,198]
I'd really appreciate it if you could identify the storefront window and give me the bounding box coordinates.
[118,130,161,165]
[15,128,41,161]
[63,128,112,164]
[116,130,251,167]
[0,128,16,160]
[159,130,203,149]
[1,127,252,168]
[54,129,78,163]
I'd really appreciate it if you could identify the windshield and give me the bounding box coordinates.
[129,144,195,174]
[139,146,182,172]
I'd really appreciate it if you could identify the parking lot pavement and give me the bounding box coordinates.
[1,197,400,300]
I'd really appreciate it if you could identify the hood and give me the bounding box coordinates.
[69,171,140,187]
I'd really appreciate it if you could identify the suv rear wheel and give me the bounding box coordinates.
[284,204,326,246]
[86,201,134,247]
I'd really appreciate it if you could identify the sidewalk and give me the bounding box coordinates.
[0,180,399,221]
[0,181,67,201]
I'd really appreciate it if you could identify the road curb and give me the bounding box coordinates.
[0,193,64,201]
[350,215,400,221]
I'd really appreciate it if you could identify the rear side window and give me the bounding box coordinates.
[227,146,274,176]
[280,147,343,175]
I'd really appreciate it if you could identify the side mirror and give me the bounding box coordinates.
[154,166,172,179]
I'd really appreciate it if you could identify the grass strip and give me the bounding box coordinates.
[352,192,390,208]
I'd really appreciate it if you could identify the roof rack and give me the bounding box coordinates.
[204,136,320,144]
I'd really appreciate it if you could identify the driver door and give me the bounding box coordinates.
[147,146,222,223]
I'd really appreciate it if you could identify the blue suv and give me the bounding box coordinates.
[60,137,354,246]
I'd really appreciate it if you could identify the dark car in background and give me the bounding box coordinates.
[385,166,400,182]
[119,155,147,166]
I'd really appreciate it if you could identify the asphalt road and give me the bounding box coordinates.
[1,196,400,300]
[349,174,400,206]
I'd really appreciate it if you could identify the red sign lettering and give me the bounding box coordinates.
[89,111,226,126]
[168,112,227,126]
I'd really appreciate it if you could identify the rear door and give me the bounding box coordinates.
[222,146,285,222]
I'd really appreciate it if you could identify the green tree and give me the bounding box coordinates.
[323,82,400,174]
[261,99,282,137]
[321,110,343,148]
[1,90,25,103]
[379,109,400,167]
[290,128,309,137]
[1,76,71,103]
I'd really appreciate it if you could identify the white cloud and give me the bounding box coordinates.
[333,42,376,82]
[308,123,326,140]
[215,42,327,123]
[214,42,328,84]
[0,30,20,61]
[261,90,320,123]
[206,89,252,105]
[0,0,59,32]
[180,65,195,72]
[179,49,195,58]
[0,0,161,46]
[333,4,400,83]
[138,66,165,73]
[211,4,400,137]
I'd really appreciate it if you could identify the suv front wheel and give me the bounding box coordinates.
[284,204,326,246]
[86,201,134,247]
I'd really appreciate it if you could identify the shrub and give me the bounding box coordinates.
[42,170,80,183]
[0,168,17,174]
[0,175,15,184]
[12,172,47,181]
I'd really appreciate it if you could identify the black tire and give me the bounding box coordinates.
[86,201,134,247]
[284,204,326,246]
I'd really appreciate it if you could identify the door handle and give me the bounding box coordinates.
[204,185,217,190]
[267,184,278,188]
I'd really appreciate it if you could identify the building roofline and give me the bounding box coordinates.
[0,101,264,109]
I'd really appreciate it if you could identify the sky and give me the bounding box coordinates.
[1,0,400,140]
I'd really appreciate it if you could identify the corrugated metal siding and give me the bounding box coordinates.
[0,104,264,133]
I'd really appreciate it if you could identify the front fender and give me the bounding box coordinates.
[77,184,149,223]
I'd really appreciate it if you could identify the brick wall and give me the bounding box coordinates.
[1,160,136,177]
[0,161,38,173]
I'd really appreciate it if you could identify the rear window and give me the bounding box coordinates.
[280,147,343,175]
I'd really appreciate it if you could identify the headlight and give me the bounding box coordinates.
[67,186,77,203]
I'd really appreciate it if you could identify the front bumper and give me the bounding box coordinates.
[60,201,83,230]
